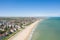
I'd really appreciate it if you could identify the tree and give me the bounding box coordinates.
[20,23,23,28]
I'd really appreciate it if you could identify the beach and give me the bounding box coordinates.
[8,19,42,40]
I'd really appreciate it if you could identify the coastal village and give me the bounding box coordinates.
[0,17,39,40]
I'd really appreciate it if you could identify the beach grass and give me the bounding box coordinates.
[2,29,23,40]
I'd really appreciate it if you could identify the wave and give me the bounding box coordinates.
[28,24,37,40]
[28,19,44,40]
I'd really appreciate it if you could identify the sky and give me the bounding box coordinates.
[0,0,60,17]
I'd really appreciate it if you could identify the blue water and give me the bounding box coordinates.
[31,17,60,40]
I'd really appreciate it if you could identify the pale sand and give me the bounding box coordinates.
[8,20,42,40]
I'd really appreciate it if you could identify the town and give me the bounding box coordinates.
[0,17,39,40]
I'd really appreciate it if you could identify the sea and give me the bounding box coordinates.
[31,17,60,40]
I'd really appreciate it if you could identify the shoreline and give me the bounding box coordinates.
[28,19,43,40]
[8,20,42,40]
[27,21,39,40]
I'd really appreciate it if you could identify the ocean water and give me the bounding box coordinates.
[31,17,60,40]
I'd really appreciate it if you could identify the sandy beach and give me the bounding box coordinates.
[8,20,42,40]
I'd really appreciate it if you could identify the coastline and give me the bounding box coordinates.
[28,19,43,40]
[27,21,39,40]
[8,19,42,40]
